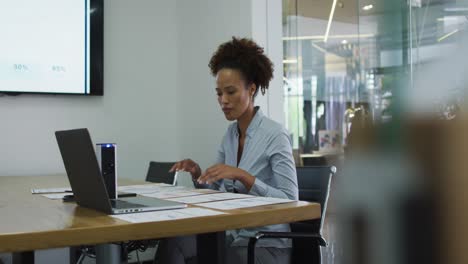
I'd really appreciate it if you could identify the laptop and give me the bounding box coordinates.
[55,128,186,215]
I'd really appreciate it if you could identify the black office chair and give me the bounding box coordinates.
[146,161,176,185]
[247,165,336,264]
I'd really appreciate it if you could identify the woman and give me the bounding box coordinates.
[156,37,298,264]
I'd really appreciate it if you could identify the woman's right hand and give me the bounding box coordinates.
[169,159,201,180]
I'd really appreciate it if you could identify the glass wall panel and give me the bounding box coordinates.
[282,0,468,263]
[283,0,467,165]
[283,0,361,166]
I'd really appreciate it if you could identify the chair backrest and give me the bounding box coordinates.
[145,161,176,185]
[296,165,336,233]
[291,166,336,264]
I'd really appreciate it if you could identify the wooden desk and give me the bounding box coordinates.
[0,175,320,261]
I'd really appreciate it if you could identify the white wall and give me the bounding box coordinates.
[175,0,253,170]
[251,0,284,125]
[0,0,283,179]
[176,0,284,170]
[0,0,179,179]
[0,1,284,263]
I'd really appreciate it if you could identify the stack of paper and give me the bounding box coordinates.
[197,197,295,210]
[140,189,204,199]
[166,192,253,204]
[192,188,220,194]
[31,187,71,194]
[119,184,215,199]
[117,184,176,195]
[41,193,69,200]
[111,207,226,223]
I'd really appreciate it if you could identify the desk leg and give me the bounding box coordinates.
[95,244,125,264]
[69,247,80,264]
[197,232,225,264]
[12,251,34,264]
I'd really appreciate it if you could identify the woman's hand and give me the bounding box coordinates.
[197,164,255,190]
[169,159,201,180]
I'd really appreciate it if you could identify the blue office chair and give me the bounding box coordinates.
[247,165,336,264]
[146,161,176,185]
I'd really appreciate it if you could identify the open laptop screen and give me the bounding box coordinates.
[55,128,113,213]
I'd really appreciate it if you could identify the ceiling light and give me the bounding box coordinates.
[362,4,373,11]
[282,34,374,41]
[438,29,459,42]
[444,7,468,12]
[283,59,298,64]
[324,0,339,43]
[438,17,455,21]
[341,40,348,44]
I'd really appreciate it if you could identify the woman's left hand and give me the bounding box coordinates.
[197,164,244,184]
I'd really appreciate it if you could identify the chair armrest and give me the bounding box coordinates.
[247,231,327,264]
[250,231,327,247]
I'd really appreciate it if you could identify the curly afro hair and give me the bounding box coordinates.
[208,37,274,97]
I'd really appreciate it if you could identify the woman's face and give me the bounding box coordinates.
[215,68,255,121]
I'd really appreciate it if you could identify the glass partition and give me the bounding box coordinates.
[282,0,361,165]
[282,0,467,165]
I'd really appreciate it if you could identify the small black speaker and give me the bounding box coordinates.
[96,143,117,199]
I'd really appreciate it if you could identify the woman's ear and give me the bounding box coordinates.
[249,83,256,98]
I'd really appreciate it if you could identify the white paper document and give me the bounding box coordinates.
[41,193,69,200]
[197,197,295,210]
[111,207,226,223]
[195,188,221,194]
[166,192,253,204]
[139,190,204,199]
[31,187,71,194]
[118,183,173,190]
[117,184,181,195]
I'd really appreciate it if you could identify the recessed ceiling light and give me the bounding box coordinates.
[283,59,298,64]
[444,7,468,12]
[324,0,339,43]
[438,29,459,42]
[363,4,373,11]
[341,40,348,44]
[437,16,465,22]
[282,34,375,41]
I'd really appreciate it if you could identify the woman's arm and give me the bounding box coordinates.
[198,132,298,200]
[247,132,298,200]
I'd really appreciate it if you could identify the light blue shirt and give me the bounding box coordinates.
[209,107,298,248]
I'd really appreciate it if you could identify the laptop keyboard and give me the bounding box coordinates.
[110,199,145,209]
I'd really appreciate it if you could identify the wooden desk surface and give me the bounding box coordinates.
[0,175,320,253]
